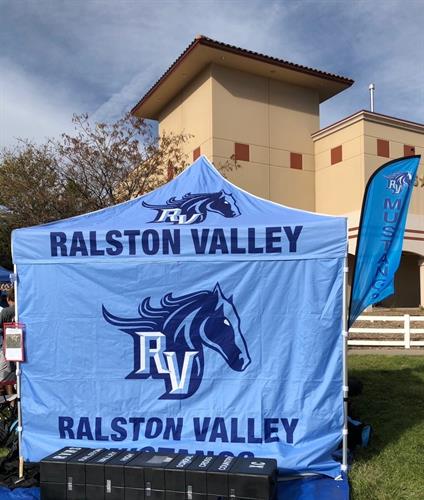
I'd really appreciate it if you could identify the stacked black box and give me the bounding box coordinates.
[40,447,83,500]
[105,450,143,499]
[40,447,104,500]
[65,448,105,499]
[124,451,154,500]
[85,448,126,499]
[185,455,216,500]
[206,455,238,499]
[164,454,197,499]
[40,449,277,500]
[140,453,179,499]
[124,451,184,499]
[228,458,277,500]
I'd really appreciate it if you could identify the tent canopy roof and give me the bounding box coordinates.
[12,156,346,263]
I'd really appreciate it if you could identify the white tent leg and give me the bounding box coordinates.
[13,264,24,479]
[341,256,349,473]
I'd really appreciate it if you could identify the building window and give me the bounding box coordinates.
[193,147,201,161]
[290,152,303,170]
[377,139,390,158]
[331,145,343,165]
[234,143,250,161]
[404,144,415,157]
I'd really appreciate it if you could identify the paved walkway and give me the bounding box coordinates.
[348,348,424,356]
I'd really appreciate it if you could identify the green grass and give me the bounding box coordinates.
[348,355,424,500]
[0,355,422,498]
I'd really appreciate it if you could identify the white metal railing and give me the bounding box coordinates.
[348,315,424,349]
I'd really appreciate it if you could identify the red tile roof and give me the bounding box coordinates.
[131,35,354,116]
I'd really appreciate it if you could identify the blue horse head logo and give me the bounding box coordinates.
[385,172,413,194]
[102,283,250,399]
[142,191,240,224]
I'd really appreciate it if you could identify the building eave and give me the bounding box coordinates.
[312,110,424,141]
[131,35,354,119]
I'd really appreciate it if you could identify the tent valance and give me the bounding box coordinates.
[12,157,346,263]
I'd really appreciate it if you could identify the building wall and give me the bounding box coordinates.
[158,66,214,160]
[157,70,424,297]
[210,64,319,211]
[314,114,424,307]
[379,252,421,307]
[314,121,365,215]
[211,64,270,148]
[156,75,424,307]
[362,120,424,257]
[314,116,424,257]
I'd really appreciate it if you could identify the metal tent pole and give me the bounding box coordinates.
[13,264,24,479]
[341,255,349,473]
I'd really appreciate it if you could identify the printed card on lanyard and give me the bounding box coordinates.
[3,322,25,362]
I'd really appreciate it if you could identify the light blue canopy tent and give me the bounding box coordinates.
[12,156,348,477]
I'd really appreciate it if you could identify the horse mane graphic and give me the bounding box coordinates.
[102,283,250,399]
[385,172,413,194]
[142,191,240,224]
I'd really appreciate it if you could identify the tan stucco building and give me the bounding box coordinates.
[132,36,424,308]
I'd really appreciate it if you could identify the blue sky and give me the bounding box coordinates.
[1,0,423,148]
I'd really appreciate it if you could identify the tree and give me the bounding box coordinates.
[0,113,190,268]
[0,141,74,269]
[57,113,190,209]
[0,142,73,227]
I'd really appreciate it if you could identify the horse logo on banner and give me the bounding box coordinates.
[102,283,250,399]
[385,172,413,194]
[142,191,240,224]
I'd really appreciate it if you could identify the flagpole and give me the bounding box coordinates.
[341,253,349,473]
[343,156,420,474]
[348,156,420,326]
[13,264,24,479]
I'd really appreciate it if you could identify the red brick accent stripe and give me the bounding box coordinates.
[348,227,423,234]
[405,236,424,241]
[349,234,424,241]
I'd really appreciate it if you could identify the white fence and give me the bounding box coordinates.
[348,315,424,349]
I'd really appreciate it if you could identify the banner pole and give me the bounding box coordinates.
[13,264,24,479]
[341,253,349,473]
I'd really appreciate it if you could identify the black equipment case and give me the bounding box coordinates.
[40,448,277,500]
[40,447,104,500]
[85,448,127,500]
[105,450,143,500]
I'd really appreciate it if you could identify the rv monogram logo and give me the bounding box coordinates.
[385,172,413,194]
[102,284,250,399]
[142,191,240,224]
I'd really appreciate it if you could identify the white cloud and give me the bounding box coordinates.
[92,62,160,123]
[1,0,424,147]
[92,0,299,122]
[95,0,424,126]
[319,1,424,126]
[0,58,78,148]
